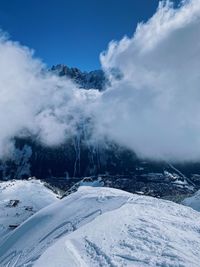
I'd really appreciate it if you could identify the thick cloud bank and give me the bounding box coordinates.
[1,0,200,162]
[98,0,200,161]
[0,33,99,157]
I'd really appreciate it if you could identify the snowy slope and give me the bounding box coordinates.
[35,195,200,267]
[0,186,131,267]
[0,187,200,267]
[182,190,200,212]
[0,179,59,242]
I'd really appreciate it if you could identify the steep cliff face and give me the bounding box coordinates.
[0,136,138,182]
[0,135,197,200]
[51,64,107,90]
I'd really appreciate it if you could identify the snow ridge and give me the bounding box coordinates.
[0,179,59,243]
[0,186,200,267]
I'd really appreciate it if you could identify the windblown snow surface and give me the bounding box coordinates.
[35,190,200,267]
[0,179,59,242]
[0,186,200,267]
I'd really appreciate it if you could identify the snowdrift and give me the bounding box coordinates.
[0,179,59,242]
[0,186,200,267]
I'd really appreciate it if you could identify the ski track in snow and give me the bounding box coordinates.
[0,186,200,266]
[0,187,131,267]
[35,191,200,267]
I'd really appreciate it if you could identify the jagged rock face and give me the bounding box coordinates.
[0,136,199,199]
[51,64,107,90]
[0,137,138,181]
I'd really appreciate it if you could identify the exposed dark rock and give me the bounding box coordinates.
[51,64,107,90]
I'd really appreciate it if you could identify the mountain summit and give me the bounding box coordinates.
[51,64,107,90]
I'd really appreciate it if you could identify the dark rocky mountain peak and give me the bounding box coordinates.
[51,64,107,90]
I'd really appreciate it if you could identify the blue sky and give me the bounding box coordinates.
[0,0,180,71]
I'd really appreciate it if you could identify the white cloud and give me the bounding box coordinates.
[1,0,200,162]
[96,0,200,161]
[0,33,99,157]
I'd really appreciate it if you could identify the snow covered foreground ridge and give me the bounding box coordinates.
[0,187,200,267]
[0,179,59,242]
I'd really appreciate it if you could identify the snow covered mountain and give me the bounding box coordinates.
[51,64,107,90]
[0,64,200,200]
[0,186,200,267]
[0,179,59,242]
[0,137,197,200]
